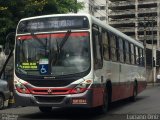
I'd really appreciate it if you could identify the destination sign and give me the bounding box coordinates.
[17,16,89,34]
[19,62,38,70]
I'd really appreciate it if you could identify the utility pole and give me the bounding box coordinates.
[143,17,147,70]
[138,16,149,84]
[151,15,155,86]
[146,15,155,86]
[145,15,155,86]
[139,15,156,85]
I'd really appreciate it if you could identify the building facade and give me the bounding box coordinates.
[79,0,160,46]
[78,0,160,82]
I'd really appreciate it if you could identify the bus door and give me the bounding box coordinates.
[92,25,104,106]
[109,33,120,101]
[119,39,131,99]
[118,37,124,85]
[92,25,103,79]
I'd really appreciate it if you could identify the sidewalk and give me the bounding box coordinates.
[147,82,160,87]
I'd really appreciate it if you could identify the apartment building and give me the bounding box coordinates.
[109,0,160,46]
[79,0,160,46]
[78,0,160,82]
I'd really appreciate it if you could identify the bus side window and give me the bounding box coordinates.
[124,41,130,64]
[129,43,131,64]
[109,33,117,62]
[135,46,140,65]
[102,29,110,61]
[139,48,144,66]
[123,40,126,62]
[118,38,124,63]
[130,44,135,64]
[92,28,103,69]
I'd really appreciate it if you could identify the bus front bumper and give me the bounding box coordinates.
[14,90,93,108]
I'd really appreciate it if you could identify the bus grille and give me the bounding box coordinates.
[35,96,65,103]
[30,88,71,95]
[27,80,75,87]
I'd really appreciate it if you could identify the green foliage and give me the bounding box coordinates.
[0,0,84,45]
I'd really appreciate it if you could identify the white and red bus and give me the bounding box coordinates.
[14,14,146,113]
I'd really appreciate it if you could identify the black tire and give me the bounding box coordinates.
[0,95,4,110]
[39,106,52,113]
[98,88,109,114]
[130,83,138,102]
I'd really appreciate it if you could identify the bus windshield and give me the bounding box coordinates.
[15,32,90,77]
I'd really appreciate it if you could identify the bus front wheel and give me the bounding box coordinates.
[39,106,52,113]
[98,88,109,114]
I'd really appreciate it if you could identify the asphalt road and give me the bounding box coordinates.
[0,85,160,120]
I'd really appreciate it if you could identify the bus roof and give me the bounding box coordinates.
[19,13,90,21]
[19,13,143,48]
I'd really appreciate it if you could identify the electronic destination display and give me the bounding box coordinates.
[17,16,89,34]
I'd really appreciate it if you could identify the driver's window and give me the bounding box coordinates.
[92,26,103,69]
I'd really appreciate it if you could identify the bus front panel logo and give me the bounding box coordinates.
[48,89,52,94]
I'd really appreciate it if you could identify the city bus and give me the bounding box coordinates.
[14,14,146,113]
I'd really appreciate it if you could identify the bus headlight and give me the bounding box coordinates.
[14,79,30,94]
[70,80,92,94]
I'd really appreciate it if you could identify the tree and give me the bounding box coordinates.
[0,0,84,45]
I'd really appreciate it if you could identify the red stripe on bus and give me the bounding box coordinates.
[111,81,146,102]
[91,81,146,106]
[29,88,71,95]
[17,34,48,40]
[92,87,104,107]
[28,87,91,95]
[50,32,89,37]
[112,83,133,102]
[17,32,89,40]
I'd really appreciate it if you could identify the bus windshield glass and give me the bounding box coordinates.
[15,32,90,77]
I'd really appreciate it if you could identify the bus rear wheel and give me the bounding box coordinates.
[39,106,52,113]
[130,83,138,102]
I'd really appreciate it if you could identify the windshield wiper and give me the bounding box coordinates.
[31,32,45,47]
[53,30,71,65]
[59,30,71,51]
[18,67,28,74]
[30,32,48,56]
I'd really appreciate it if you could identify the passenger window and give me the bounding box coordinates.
[118,38,124,63]
[130,44,135,64]
[135,46,140,65]
[125,41,130,64]
[102,30,110,60]
[109,33,117,61]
